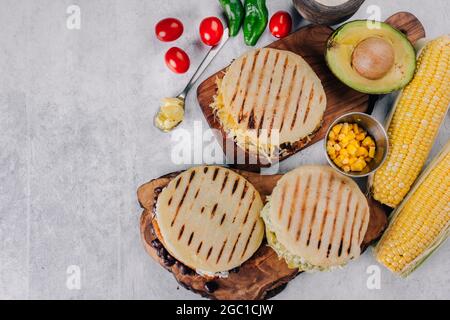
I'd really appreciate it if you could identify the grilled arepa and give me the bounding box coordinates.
[155,166,264,275]
[212,48,327,160]
[261,166,370,271]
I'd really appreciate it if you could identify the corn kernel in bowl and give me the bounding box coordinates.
[327,122,376,172]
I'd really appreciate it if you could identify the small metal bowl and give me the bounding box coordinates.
[292,0,365,25]
[324,112,389,178]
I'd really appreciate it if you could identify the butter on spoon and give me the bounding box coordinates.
[154,28,229,132]
[155,97,185,132]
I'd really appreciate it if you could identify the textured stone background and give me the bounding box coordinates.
[0,0,449,299]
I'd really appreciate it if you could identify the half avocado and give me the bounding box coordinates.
[326,20,416,94]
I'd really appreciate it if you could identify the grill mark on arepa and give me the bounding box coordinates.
[196,241,203,254]
[177,225,185,240]
[338,241,344,257]
[300,173,312,246]
[189,170,196,182]
[246,50,270,130]
[248,110,256,129]
[187,232,194,246]
[242,193,256,225]
[231,179,239,194]
[326,181,345,257]
[175,177,182,188]
[287,176,300,231]
[212,167,220,181]
[216,239,228,264]
[268,56,289,137]
[294,174,308,241]
[305,172,322,246]
[241,220,257,258]
[203,167,209,174]
[241,182,248,199]
[200,206,205,214]
[220,213,226,225]
[211,203,218,218]
[358,208,368,244]
[348,202,359,254]
[230,57,248,109]
[186,171,199,211]
[317,174,333,250]
[277,184,287,220]
[338,191,352,257]
[168,196,173,206]
[221,172,229,192]
[231,182,246,224]
[279,65,298,132]
[303,87,315,124]
[257,52,280,132]
[238,50,260,123]
[206,246,213,261]
[228,233,241,262]
[290,76,306,130]
[233,190,254,224]
[170,177,192,227]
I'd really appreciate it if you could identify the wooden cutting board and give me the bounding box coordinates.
[196,12,425,170]
[138,168,388,300]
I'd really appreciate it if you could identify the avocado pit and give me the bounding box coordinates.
[352,37,395,80]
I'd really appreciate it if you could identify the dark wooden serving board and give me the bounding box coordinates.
[138,168,388,300]
[196,12,425,170]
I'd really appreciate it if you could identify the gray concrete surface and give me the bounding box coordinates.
[0,0,449,299]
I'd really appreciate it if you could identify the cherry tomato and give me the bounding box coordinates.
[165,47,190,74]
[155,18,184,42]
[269,11,292,39]
[199,17,224,46]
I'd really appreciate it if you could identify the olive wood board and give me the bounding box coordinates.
[138,168,388,300]
[196,12,425,171]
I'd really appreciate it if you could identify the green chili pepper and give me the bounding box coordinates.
[218,0,245,37]
[243,0,268,46]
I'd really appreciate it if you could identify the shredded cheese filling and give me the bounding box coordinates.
[211,78,282,162]
[261,201,341,272]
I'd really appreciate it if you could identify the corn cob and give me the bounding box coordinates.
[372,35,450,208]
[375,141,450,277]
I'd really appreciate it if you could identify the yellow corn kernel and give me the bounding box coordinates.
[356,147,369,157]
[353,123,359,134]
[332,123,343,135]
[329,131,336,140]
[362,136,375,147]
[351,159,366,171]
[347,131,356,141]
[375,144,450,276]
[340,149,349,157]
[356,133,366,141]
[347,144,357,156]
[327,140,334,148]
[333,143,341,151]
[349,139,359,148]
[348,157,357,165]
[341,123,350,135]
[339,139,349,148]
[369,146,376,158]
[372,36,450,208]
[343,165,351,172]
[327,146,336,157]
